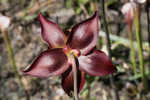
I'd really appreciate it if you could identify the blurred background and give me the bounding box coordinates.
[0,0,150,100]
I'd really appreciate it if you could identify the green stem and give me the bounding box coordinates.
[2,30,17,76]
[71,54,79,100]
[127,23,137,75]
[146,0,150,48]
[86,83,91,100]
[1,29,29,99]
[134,7,147,90]
[146,0,150,75]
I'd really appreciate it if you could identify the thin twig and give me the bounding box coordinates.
[70,54,79,100]
[101,0,120,100]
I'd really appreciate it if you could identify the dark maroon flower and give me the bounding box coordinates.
[22,11,117,96]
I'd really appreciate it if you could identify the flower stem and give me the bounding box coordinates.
[86,83,91,100]
[70,54,79,100]
[146,0,150,76]
[101,0,120,100]
[127,22,137,75]
[133,7,147,90]
[1,29,30,100]
[146,0,150,48]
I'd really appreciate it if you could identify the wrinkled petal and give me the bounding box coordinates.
[79,50,117,76]
[61,67,85,96]
[68,11,99,55]
[22,48,69,78]
[38,13,67,48]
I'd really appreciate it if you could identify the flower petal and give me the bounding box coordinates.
[38,13,67,48]
[22,48,69,78]
[79,50,117,76]
[68,11,99,55]
[61,67,85,96]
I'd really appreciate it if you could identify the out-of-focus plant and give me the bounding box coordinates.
[0,15,29,99]
[121,2,137,75]
[133,6,147,90]
[22,11,117,99]
[146,0,150,69]
[121,0,147,90]
[133,0,147,90]
[65,0,96,15]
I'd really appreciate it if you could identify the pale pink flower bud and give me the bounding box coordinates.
[0,15,10,30]
[121,2,136,21]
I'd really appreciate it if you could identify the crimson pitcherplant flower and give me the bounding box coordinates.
[22,11,117,96]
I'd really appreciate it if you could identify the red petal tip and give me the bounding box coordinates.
[37,13,66,48]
